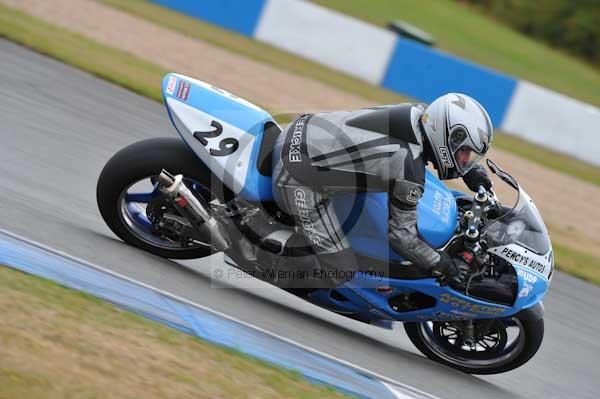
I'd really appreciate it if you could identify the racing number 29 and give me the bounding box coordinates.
[193,120,239,156]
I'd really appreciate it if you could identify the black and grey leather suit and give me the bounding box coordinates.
[271,104,441,286]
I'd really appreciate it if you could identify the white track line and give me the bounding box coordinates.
[0,228,441,399]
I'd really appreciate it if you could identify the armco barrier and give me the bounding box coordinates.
[149,0,600,166]
[0,230,437,399]
[254,0,397,84]
[150,0,267,36]
[382,38,517,125]
[502,81,600,166]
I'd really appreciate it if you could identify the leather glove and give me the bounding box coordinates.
[463,164,492,192]
[433,252,469,287]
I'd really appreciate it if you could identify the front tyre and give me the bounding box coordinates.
[97,137,230,259]
[404,304,544,374]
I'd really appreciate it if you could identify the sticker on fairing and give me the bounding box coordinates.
[489,244,553,280]
[176,80,191,101]
[166,75,177,95]
[174,74,263,112]
[438,146,454,167]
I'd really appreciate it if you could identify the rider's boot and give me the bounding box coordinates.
[314,250,382,310]
[277,248,381,310]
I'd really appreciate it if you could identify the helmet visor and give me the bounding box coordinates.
[448,126,484,175]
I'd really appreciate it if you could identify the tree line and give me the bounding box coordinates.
[461,0,600,65]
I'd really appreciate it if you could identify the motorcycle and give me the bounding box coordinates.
[97,73,553,374]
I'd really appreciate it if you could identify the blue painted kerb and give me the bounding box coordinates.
[149,0,268,37]
[0,232,403,399]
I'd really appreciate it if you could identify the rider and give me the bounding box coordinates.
[271,93,494,290]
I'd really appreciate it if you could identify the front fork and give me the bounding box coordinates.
[453,318,496,349]
[157,169,231,251]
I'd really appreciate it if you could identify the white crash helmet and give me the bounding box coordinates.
[421,93,494,180]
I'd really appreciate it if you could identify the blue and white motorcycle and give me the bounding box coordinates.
[97,74,553,374]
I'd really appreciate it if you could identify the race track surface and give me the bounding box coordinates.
[1,40,598,398]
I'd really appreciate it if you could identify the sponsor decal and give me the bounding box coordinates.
[418,311,452,321]
[432,191,443,214]
[406,189,421,205]
[438,146,454,167]
[516,269,537,299]
[517,269,538,285]
[176,80,191,101]
[293,188,321,246]
[376,286,395,295]
[166,76,177,95]
[500,247,546,274]
[288,116,307,163]
[450,309,478,318]
[419,310,476,321]
[439,293,505,316]
[432,190,453,224]
[519,283,533,298]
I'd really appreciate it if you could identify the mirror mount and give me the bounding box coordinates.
[486,159,519,190]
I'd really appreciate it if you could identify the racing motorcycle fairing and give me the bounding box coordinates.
[308,274,513,323]
[162,73,279,201]
[486,188,553,311]
[310,179,552,322]
[331,169,458,262]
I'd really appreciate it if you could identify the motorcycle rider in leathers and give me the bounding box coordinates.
[271,93,494,293]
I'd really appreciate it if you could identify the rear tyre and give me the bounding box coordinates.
[97,137,231,259]
[404,305,544,374]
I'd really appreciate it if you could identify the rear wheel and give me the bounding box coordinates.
[97,137,230,259]
[404,306,544,374]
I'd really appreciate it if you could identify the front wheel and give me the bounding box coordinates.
[97,137,230,259]
[404,305,544,374]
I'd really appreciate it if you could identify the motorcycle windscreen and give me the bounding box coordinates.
[336,169,458,261]
[162,73,276,201]
[485,189,551,256]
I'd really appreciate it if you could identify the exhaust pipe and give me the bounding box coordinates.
[157,169,230,251]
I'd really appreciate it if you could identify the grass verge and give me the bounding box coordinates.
[0,266,349,399]
[552,244,600,287]
[312,0,600,109]
[99,0,600,188]
[0,3,599,284]
[0,4,167,102]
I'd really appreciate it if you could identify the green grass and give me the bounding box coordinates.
[0,4,167,102]
[1,2,599,285]
[312,0,600,108]
[552,244,600,287]
[98,0,600,188]
[0,265,350,399]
